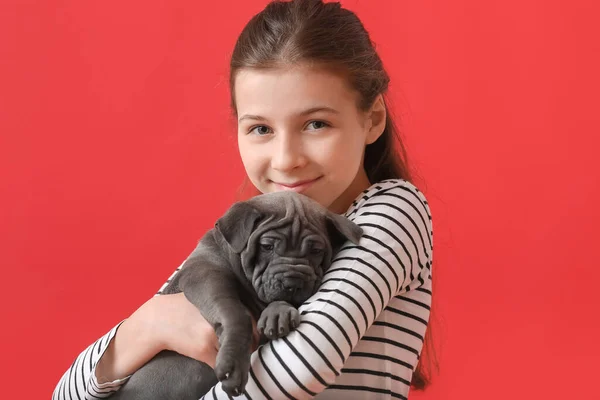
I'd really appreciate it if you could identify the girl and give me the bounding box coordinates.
[53,0,435,399]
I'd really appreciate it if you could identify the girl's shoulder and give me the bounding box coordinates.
[344,178,431,220]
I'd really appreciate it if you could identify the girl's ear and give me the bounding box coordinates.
[365,94,387,145]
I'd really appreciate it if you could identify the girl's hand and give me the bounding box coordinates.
[95,292,259,383]
[149,292,221,368]
[151,293,260,366]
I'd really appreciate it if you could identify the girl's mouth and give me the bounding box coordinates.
[271,177,322,193]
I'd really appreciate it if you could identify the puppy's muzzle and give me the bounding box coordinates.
[262,263,319,305]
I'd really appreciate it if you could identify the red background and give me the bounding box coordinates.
[1,0,599,398]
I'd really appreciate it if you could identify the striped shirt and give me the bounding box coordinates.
[53,178,433,400]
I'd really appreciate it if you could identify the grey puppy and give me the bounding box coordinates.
[111,191,363,400]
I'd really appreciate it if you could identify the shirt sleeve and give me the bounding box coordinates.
[52,261,187,400]
[51,321,130,399]
[203,181,434,399]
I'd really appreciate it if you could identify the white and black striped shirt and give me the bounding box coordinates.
[53,178,433,400]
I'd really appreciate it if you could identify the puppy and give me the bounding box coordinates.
[112,191,363,399]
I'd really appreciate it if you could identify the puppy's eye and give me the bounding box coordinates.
[310,247,324,255]
[260,243,274,251]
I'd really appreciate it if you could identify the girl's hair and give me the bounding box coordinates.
[228,0,438,390]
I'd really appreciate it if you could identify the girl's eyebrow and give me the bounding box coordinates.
[238,106,340,123]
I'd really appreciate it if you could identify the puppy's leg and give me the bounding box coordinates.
[110,350,217,400]
[257,301,300,340]
[178,262,253,397]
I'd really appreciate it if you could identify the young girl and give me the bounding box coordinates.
[53,0,435,399]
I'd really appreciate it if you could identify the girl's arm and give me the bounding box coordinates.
[204,180,434,399]
[51,262,187,400]
[52,321,131,400]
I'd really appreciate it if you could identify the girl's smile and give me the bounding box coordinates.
[270,176,323,193]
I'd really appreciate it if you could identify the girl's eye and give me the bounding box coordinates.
[306,121,329,130]
[249,125,272,136]
[248,121,328,135]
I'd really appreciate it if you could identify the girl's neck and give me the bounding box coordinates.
[329,167,372,214]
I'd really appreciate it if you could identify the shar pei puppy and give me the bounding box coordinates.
[112,190,363,400]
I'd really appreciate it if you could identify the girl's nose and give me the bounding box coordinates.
[270,133,307,171]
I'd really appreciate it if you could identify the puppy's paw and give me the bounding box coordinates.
[257,301,300,340]
[215,351,249,397]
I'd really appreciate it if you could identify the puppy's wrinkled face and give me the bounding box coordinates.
[214,191,363,306]
[251,226,328,307]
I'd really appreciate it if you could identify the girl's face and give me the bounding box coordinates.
[234,65,386,213]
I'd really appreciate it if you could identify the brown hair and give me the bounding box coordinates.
[228,0,438,390]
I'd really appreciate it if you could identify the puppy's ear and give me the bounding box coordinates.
[325,213,363,249]
[215,201,263,253]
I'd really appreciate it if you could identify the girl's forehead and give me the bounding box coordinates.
[234,66,358,115]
